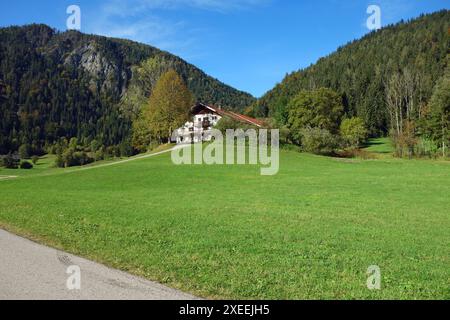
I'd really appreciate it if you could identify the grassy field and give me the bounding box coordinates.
[0,141,449,299]
[363,137,394,154]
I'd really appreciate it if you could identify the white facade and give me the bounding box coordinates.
[176,111,222,144]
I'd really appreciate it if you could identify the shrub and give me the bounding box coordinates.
[279,126,291,145]
[94,148,105,161]
[73,151,94,166]
[46,143,58,155]
[300,127,340,155]
[31,155,39,165]
[69,137,78,150]
[340,117,368,148]
[416,137,439,158]
[55,153,65,168]
[61,148,75,167]
[90,139,100,152]
[338,149,377,160]
[215,117,256,134]
[148,141,160,151]
[55,148,94,167]
[390,121,419,158]
[113,146,121,158]
[1,153,20,169]
[18,143,31,159]
[105,146,115,158]
[119,141,133,157]
[131,118,152,153]
[20,161,33,169]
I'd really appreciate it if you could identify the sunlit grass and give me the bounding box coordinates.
[0,148,449,299]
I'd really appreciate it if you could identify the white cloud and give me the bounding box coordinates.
[99,0,269,18]
[91,14,183,47]
[85,0,269,61]
[132,0,269,12]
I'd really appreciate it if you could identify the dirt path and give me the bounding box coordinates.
[0,147,178,181]
[0,175,17,180]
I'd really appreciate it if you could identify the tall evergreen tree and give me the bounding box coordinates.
[427,62,450,156]
[252,10,450,136]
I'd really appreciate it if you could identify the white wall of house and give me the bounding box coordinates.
[194,114,221,127]
[176,112,222,144]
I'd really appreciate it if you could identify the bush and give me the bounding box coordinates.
[105,146,115,158]
[390,121,419,158]
[18,143,31,159]
[1,153,20,169]
[416,137,439,158]
[119,141,133,157]
[55,153,65,168]
[20,161,33,169]
[46,143,58,155]
[279,126,291,145]
[90,139,100,152]
[69,137,78,150]
[73,151,94,166]
[340,117,368,148]
[31,155,39,164]
[94,148,105,161]
[148,141,160,152]
[113,146,121,158]
[337,149,377,160]
[55,148,94,167]
[131,118,152,153]
[215,117,255,134]
[300,127,340,155]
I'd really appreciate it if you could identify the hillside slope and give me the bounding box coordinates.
[252,10,450,135]
[1,149,449,299]
[0,24,255,153]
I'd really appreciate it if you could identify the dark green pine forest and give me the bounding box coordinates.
[250,10,449,136]
[0,24,255,154]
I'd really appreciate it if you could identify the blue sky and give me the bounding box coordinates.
[0,0,448,97]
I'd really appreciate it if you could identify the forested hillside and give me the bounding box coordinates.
[0,24,254,154]
[251,10,449,135]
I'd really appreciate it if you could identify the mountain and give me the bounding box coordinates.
[0,24,255,154]
[251,10,450,135]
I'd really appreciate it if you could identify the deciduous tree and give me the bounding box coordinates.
[427,64,450,157]
[340,117,368,148]
[287,88,344,144]
[134,70,193,146]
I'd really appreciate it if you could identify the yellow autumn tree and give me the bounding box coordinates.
[146,69,193,143]
[132,69,193,150]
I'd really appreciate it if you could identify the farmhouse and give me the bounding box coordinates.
[175,103,264,144]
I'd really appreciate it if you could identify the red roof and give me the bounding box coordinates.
[192,103,264,128]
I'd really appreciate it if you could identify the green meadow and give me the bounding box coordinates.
[0,141,449,299]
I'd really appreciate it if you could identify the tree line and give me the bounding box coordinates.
[0,24,255,161]
[1,11,448,167]
[248,10,449,158]
[250,11,449,137]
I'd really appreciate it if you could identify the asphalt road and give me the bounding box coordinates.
[0,229,198,300]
